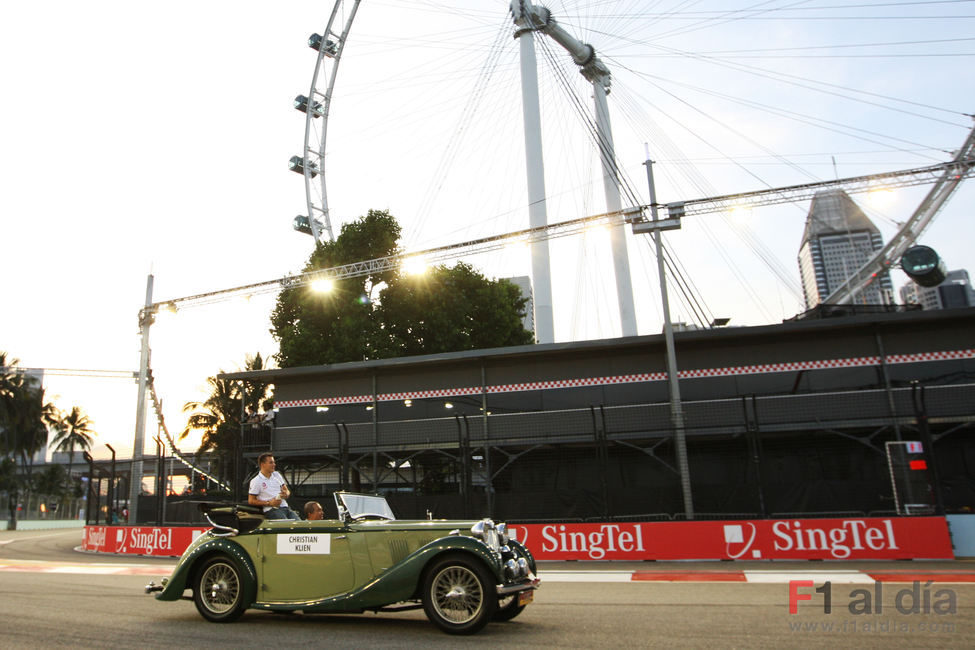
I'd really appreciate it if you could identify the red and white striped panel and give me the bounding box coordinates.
[275,348,975,409]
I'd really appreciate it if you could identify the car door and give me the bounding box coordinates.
[258,521,355,602]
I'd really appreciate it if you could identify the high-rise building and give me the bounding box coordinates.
[797,189,893,308]
[504,276,535,337]
[899,269,975,310]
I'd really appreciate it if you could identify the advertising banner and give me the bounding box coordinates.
[507,517,953,561]
[84,516,953,560]
[82,525,209,557]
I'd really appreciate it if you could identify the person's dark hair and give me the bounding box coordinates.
[258,452,274,465]
[304,501,322,516]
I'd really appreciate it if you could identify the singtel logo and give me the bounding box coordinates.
[124,528,173,554]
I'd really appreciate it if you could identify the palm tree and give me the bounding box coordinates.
[0,351,22,455]
[180,353,272,487]
[51,407,96,478]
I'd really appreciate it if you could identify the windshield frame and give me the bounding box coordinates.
[334,492,396,522]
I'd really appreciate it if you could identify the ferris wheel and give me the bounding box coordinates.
[290,0,363,243]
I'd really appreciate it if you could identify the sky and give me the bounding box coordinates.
[1,0,973,463]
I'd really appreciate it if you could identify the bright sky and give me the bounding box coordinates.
[2,1,972,462]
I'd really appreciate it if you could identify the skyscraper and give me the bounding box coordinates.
[797,189,892,308]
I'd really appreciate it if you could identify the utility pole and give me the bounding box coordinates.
[128,274,154,523]
[634,151,694,519]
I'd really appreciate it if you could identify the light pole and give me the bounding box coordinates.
[128,274,154,524]
[632,151,694,520]
[82,451,95,525]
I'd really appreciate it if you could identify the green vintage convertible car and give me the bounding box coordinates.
[145,492,539,634]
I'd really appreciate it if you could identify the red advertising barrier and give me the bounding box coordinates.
[84,516,953,560]
[82,525,209,557]
[507,517,954,561]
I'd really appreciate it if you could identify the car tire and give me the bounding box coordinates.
[422,553,497,635]
[193,555,248,623]
[493,594,528,622]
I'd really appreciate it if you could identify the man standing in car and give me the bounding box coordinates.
[248,453,299,520]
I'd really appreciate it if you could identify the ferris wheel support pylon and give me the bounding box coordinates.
[297,0,363,243]
[510,1,638,340]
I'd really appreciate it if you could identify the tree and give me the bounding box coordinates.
[34,463,70,498]
[51,406,96,478]
[1,352,61,527]
[374,262,533,357]
[272,210,401,367]
[180,353,273,488]
[271,211,533,367]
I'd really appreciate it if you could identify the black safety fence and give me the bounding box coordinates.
[158,382,975,525]
[294,383,975,520]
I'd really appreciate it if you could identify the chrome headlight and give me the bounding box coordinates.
[470,519,500,551]
[504,559,518,580]
[497,523,509,546]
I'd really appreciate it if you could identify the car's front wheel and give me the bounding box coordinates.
[193,556,247,622]
[422,553,497,635]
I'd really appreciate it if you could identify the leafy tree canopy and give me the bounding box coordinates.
[271,211,533,368]
[180,353,272,486]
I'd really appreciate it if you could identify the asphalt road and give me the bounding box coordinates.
[2,528,973,648]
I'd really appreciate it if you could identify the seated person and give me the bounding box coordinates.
[248,453,299,520]
[304,500,324,521]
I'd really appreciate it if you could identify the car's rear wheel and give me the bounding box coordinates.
[422,553,497,635]
[193,556,247,622]
[493,593,528,621]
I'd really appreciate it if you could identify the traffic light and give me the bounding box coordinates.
[901,245,947,287]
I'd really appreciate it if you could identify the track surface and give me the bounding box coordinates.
[2,528,972,648]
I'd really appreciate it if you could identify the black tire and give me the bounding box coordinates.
[422,553,497,635]
[493,594,528,622]
[193,556,248,623]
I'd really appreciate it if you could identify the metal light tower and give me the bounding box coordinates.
[509,1,638,340]
[128,274,154,523]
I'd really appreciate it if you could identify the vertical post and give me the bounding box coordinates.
[911,382,946,515]
[106,444,116,522]
[129,274,154,523]
[371,373,379,491]
[481,365,493,517]
[237,381,246,504]
[592,79,637,337]
[875,331,903,441]
[644,154,694,519]
[155,435,164,525]
[513,21,555,344]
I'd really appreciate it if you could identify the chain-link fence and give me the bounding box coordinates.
[2,491,83,525]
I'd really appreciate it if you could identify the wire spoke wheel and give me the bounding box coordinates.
[432,565,484,624]
[422,554,497,634]
[200,562,240,614]
[192,556,249,622]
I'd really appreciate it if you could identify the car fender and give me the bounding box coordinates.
[155,536,257,605]
[298,534,502,613]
